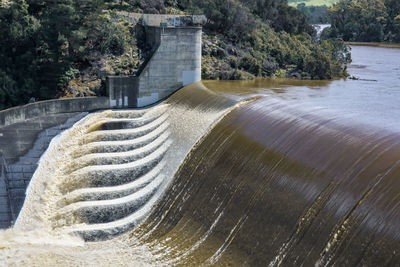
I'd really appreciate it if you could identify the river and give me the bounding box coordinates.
[205,45,400,131]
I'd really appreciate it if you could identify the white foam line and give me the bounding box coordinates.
[76,131,170,164]
[74,141,171,173]
[66,140,173,185]
[63,162,165,203]
[103,110,146,119]
[104,104,169,119]
[88,116,158,131]
[58,174,165,216]
[84,114,169,139]
[65,181,169,240]
[81,121,170,153]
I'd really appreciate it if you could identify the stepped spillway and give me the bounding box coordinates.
[12,83,243,244]
[15,106,172,241]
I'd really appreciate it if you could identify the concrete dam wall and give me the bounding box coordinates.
[107,26,202,108]
[0,97,109,228]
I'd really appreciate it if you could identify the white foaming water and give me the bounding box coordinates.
[1,84,242,265]
[313,24,331,39]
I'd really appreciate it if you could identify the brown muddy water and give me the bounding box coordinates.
[1,45,400,266]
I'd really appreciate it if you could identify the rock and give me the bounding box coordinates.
[288,71,302,79]
[349,76,378,82]
[202,45,210,55]
[217,48,226,57]
[302,73,312,80]
[262,60,278,76]
[227,45,238,56]
[211,47,226,58]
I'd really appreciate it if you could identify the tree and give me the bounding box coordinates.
[0,0,39,109]
[0,0,131,109]
[327,0,400,43]
[141,0,165,14]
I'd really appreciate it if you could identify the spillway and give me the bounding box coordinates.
[1,81,400,266]
[133,98,400,266]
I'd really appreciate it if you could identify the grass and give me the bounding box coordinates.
[288,0,337,7]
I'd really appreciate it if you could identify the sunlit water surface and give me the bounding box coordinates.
[205,45,400,131]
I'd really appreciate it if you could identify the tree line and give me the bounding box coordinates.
[326,0,400,42]
[296,4,330,24]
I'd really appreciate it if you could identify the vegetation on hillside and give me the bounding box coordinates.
[0,0,350,110]
[296,4,329,23]
[288,0,336,7]
[0,0,138,109]
[325,0,400,43]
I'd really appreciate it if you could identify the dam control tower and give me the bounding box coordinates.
[107,13,205,108]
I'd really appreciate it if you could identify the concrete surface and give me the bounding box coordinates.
[0,97,109,127]
[0,113,87,228]
[108,26,202,108]
[117,11,207,27]
[0,97,110,228]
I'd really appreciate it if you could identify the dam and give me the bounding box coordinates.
[1,34,400,267]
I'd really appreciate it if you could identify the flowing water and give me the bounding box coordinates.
[313,24,331,40]
[1,45,400,266]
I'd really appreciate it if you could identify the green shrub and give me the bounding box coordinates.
[58,67,80,88]
[304,53,332,80]
[239,55,262,76]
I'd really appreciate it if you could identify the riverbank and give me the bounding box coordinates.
[206,45,400,131]
[345,42,400,49]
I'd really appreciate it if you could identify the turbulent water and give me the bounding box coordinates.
[1,46,400,266]
[313,24,330,40]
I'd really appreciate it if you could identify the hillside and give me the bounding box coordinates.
[0,0,350,110]
[288,0,337,7]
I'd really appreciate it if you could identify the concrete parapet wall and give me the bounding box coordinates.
[0,97,109,127]
[117,11,207,27]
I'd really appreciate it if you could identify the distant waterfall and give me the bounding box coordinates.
[313,24,331,39]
